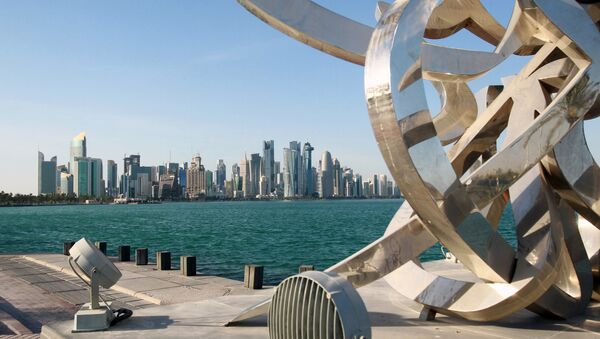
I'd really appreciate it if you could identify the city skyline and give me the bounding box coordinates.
[35,132,399,200]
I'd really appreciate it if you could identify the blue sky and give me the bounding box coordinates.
[0,1,598,194]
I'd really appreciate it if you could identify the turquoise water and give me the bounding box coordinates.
[0,200,515,284]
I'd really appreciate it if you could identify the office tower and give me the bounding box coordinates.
[249,153,261,197]
[333,158,342,197]
[372,175,380,197]
[38,152,57,195]
[56,165,67,191]
[311,167,318,197]
[291,142,302,195]
[205,170,214,195]
[157,165,166,182]
[69,132,86,172]
[262,140,275,193]
[225,180,234,198]
[393,184,401,197]
[72,157,103,198]
[282,144,299,198]
[354,174,363,197]
[107,160,118,197]
[302,143,314,196]
[216,159,226,192]
[60,173,73,195]
[186,156,206,199]
[135,173,152,199]
[232,164,240,177]
[259,175,268,196]
[344,169,354,197]
[240,155,251,197]
[363,181,370,198]
[319,151,334,198]
[179,166,187,197]
[379,174,388,198]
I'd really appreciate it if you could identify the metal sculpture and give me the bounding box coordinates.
[235,0,600,322]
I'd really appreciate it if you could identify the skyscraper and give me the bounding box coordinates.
[250,153,261,197]
[205,170,214,195]
[262,140,275,193]
[60,172,73,195]
[372,174,380,197]
[186,156,205,199]
[282,148,294,198]
[240,155,251,197]
[73,157,103,198]
[290,142,302,196]
[333,158,342,197]
[216,159,226,192]
[107,160,118,197]
[302,143,314,196]
[319,151,334,198]
[69,132,86,172]
[38,152,57,195]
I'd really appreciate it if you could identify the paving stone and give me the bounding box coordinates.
[115,277,178,293]
[34,281,84,294]
[19,274,63,285]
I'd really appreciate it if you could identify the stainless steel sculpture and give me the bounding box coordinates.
[236,0,600,322]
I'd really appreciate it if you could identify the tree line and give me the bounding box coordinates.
[0,191,114,206]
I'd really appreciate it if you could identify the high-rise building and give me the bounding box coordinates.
[38,152,57,195]
[372,174,380,197]
[319,151,334,198]
[107,160,118,197]
[354,174,363,197]
[250,153,261,197]
[186,156,205,199]
[69,132,87,172]
[216,160,226,192]
[302,143,314,196]
[259,175,268,196]
[205,170,214,195]
[333,158,342,197]
[291,142,302,195]
[379,174,388,198]
[262,140,275,193]
[343,168,354,197]
[282,148,293,198]
[240,155,251,197]
[73,157,103,198]
[363,181,370,198]
[60,172,73,195]
[56,165,67,191]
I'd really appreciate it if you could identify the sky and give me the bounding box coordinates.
[0,1,598,194]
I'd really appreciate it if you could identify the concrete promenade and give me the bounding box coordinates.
[0,254,598,338]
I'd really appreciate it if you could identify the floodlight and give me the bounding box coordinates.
[68,237,127,332]
[268,271,371,339]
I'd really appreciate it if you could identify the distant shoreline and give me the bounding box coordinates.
[0,197,403,208]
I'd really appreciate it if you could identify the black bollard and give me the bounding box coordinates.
[136,248,148,265]
[63,241,75,256]
[118,245,131,262]
[95,241,107,255]
[180,256,196,276]
[244,264,264,289]
[156,251,171,271]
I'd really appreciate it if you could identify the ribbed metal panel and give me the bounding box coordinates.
[269,275,344,339]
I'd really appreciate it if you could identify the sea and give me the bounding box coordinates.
[0,199,516,285]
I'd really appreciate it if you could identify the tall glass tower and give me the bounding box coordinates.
[69,132,86,172]
[262,140,275,193]
[38,152,57,195]
[302,143,314,196]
